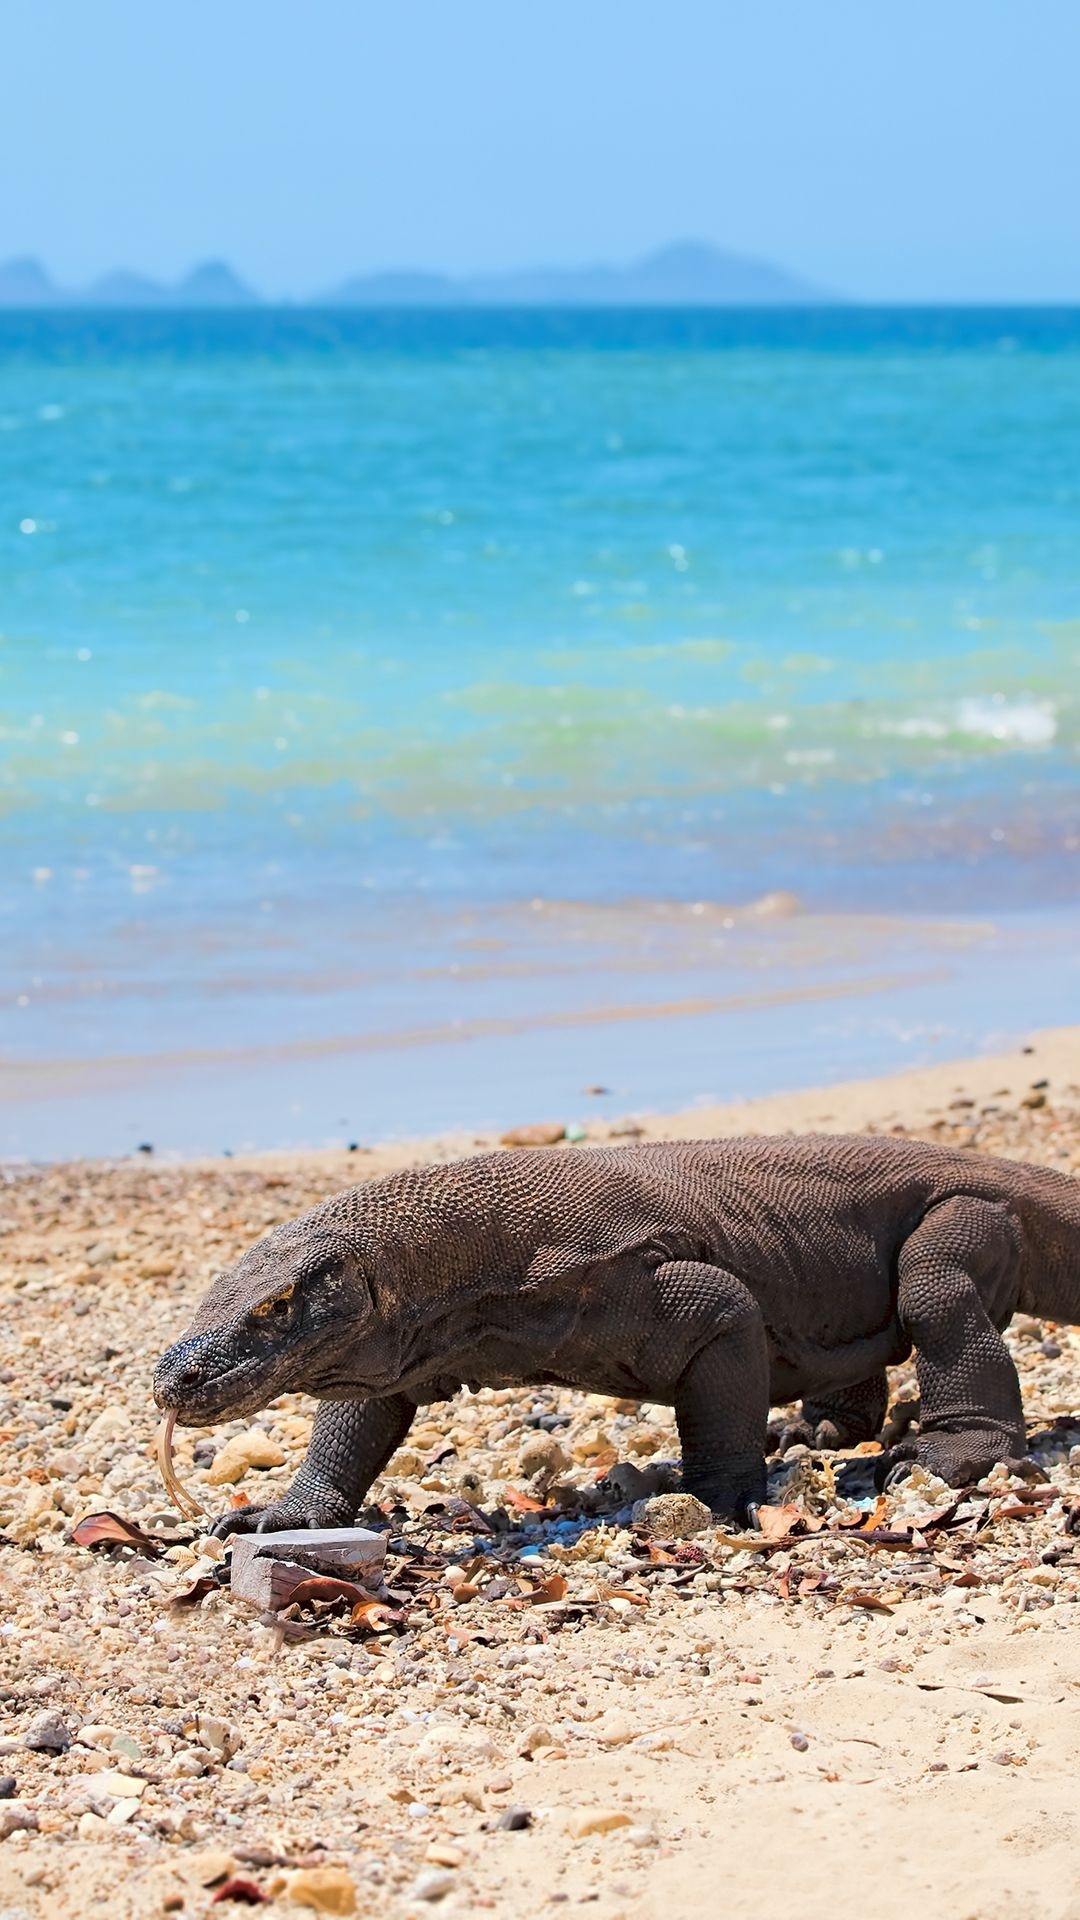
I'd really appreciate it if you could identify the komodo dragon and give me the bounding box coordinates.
[152,1134,1080,1532]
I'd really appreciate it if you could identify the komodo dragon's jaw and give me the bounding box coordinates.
[153,1216,375,1425]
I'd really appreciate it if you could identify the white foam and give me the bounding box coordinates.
[955,695,1057,746]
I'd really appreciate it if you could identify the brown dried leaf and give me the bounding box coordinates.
[70,1511,165,1558]
[350,1599,406,1633]
[500,1571,569,1609]
[285,1575,378,1613]
[845,1589,896,1614]
[502,1488,548,1514]
[756,1504,806,1540]
[169,1574,218,1608]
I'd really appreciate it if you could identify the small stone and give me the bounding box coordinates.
[23,1711,71,1752]
[1013,1317,1042,1340]
[83,1406,133,1441]
[0,1805,38,1840]
[77,1810,109,1840]
[1021,1090,1047,1109]
[206,1430,287,1485]
[627,1826,659,1848]
[410,1868,456,1901]
[790,1733,810,1751]
[92,1769,146,1800]
[631,1492,712,1538]
[281,1866,357,1914]
[517,1432,569,1479]
[495,1806,532,1831]
[568,1808,633,1838]
[500,1123,566,1148]
[189,1848,235,1886]
[518,1724,554,1756]
[425,1842,465,1868]
[1042,1340,1062,1359]
[0,1778,16,1799]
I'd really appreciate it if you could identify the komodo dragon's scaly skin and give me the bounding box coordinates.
[152,1135,1080,1532]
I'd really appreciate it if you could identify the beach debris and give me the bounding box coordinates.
[211,1880,269,1906]
[156,1410,208,1518]
[500,1121,566,1147]
[229,1525,387,1609]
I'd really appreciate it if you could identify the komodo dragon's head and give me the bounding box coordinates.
[153,1204,395,1424]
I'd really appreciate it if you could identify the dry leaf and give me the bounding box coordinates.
[845,1589,896,1614]
[169,1574,218,1608]
[350,1599,405,1633]
[756,1504,804,1540]
[503,1488,548,1514]
[70,1511,165,1557]
[285,1575,379,1612]
[501,1572,568,1609]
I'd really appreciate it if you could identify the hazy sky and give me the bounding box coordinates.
[6,2,1079,301]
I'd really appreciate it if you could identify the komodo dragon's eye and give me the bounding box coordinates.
[251,1282,296,1320]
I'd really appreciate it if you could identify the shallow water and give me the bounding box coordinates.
[2,308,1079,1155]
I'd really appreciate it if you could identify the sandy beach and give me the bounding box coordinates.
[2,1026,1080,1918]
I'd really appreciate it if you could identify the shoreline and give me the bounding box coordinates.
[147,1019,1080,1180]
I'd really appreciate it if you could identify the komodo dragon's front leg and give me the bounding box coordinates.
[211,1393,416,1537]
[882,1196,1029,1488]
[654,1260,770,1518]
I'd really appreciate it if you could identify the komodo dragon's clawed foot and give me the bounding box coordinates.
[876,1428,1041,1492]
[209,1494,356,1539]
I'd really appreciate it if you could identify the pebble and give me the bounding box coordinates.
[205,1429,287,1484]
[631,1492,712,1538]
[411,1868,458,1901]
[425,1842,465,1867]
[0,1805,38,1840]
[495,1806,533,1831]
[275,1866,357,1914]
[568,1809,633,1838]
[0,1778,16,1800]
[189,1848,236,1886]
[500,1122,566,1148]
[22,1711,71,1752]
[518,1431,570,1478]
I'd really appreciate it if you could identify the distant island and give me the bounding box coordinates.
[0,242,833,309]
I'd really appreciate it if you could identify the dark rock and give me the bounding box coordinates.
[496,1805,533,1830]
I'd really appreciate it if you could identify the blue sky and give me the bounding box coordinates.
[6,1,1079,301]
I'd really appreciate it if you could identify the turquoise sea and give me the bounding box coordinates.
[2,308,1079,1157]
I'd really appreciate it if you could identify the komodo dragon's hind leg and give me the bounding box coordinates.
[769,1373,889,1456]
[880,1196,1029,1490]
[210,1393,416,1537]
[654,1260,769,1521]
[801,1373,890,1450]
